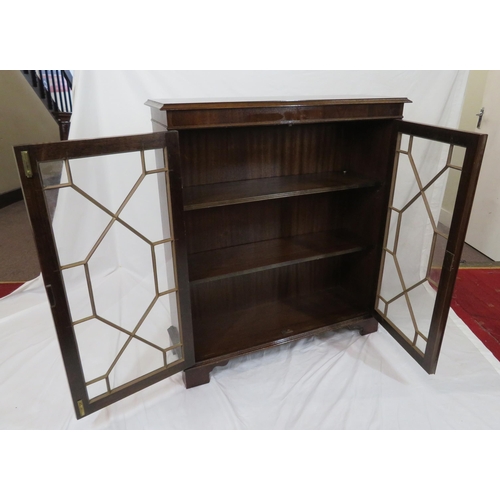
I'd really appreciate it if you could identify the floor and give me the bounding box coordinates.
[435,221,495,268]
[460,245,496,267]
[0,200,40,281]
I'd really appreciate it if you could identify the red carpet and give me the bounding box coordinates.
[0,282,24,299]
[451,268,500,361]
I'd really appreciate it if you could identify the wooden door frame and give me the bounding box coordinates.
[14,131,195,418]
[375,120,487,373]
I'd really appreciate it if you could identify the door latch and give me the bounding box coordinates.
[476,107,485,129]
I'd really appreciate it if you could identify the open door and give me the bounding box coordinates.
[14,131,194,418]
[375,121,487,373]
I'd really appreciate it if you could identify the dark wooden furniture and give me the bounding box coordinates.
[15,97,487,418]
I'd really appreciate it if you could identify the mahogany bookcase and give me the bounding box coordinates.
[15,97,487,418]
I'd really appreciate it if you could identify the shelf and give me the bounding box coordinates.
[183,172,378,211]
[192,286,370,362]
[188,230,366,284]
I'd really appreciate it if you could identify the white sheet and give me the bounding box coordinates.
[2,278,500,429]
[3,70,500,429]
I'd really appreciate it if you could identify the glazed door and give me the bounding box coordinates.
[14,131,194,419]
[375,121,487,373]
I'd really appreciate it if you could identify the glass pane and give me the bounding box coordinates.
[39,159,66,187]
[135,292,180,350]
[438,167,461,237]
[377,133,464,354]
[108,337,164,391]
[411,136,450,188]
[61,265,93,322]
[379,252,404,304]
[86,220,156,333]
[385,295,415,343]
[386,209,399,254]
[75,318,129,385]
[415,333,427,354]
[427,232,447,287]
[118,171,171,243]
[449,145,466,170]
[69,151,143,213]
[397,193,434,288]
[392,150,421,211]
[39,144,183,403]
[399,134,410,152]
[408,285,434,339]
[87,379,108,400]
[44,186,112,266]
[154,242,176,293]
[144,148,167,172]
[166,346,183,366]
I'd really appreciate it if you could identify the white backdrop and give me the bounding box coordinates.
[3,70,500,429]
[70,70,467,138]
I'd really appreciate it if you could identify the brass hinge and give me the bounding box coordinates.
[77,400,85,418]
[20,150,33,178]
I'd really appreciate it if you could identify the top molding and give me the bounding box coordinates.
[146,96,412,130]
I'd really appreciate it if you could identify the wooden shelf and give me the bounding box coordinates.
[183,172,378,211]
[188,230,366,284]
[192,286,370,362]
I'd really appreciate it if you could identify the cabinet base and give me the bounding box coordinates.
[182,317,379,388]
[355,317,379,335]
[183,361,229,389]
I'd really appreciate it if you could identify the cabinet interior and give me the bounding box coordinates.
[178,119,395,362]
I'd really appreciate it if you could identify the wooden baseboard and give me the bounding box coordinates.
[0,188,23,210]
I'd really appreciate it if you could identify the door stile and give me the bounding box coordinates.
[14,146,89,418]
[164,132,195,369]
[422,131,487,372]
